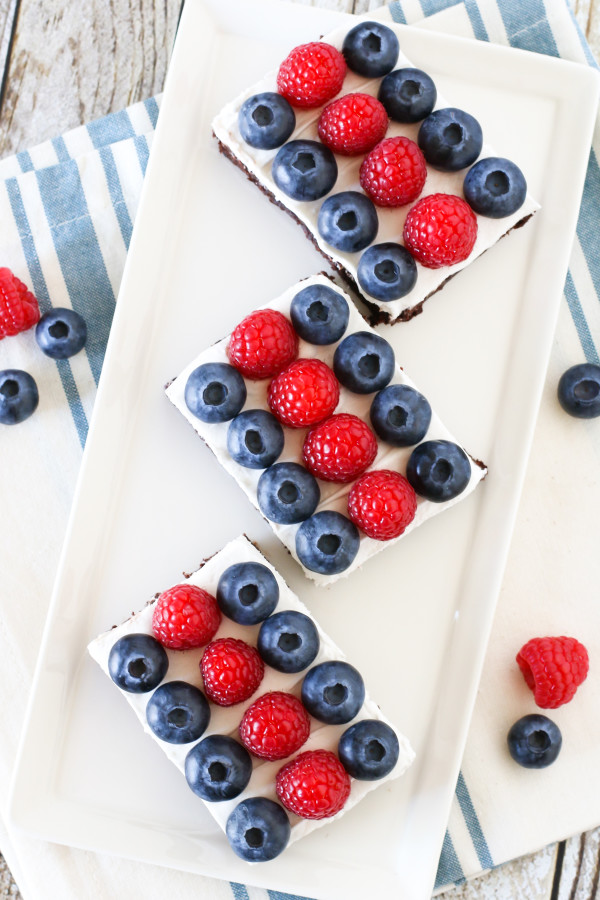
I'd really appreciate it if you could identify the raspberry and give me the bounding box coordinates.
[228,309,298,380]
[516,636,589,709]
[201,637,265,707]
[268,358,339,428]
[348,469,417,540]
[277,42,346,109]
[317,93,388,156]
[0,268,40,340]
[303,413,377,483]
[152,584,221,650]
[276,749,351,819]
[403,193,478,268]
[239,691,311,761]
[360,136,427,207]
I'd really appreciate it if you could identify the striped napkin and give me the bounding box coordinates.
[1,1,599,898]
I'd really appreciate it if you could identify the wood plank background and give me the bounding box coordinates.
[0,0,599,898]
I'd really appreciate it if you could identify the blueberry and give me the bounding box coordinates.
[238,92,295,150]
[295,511,360,576]
[406,439,471,502]
[357,243,417,302]
[333,331,395,394]
[226,797,291,862]
[418,108,483,172]
[0,369,39,425]
[370,384,432,446]
[35,307,87,359]
[227,409,284,469]
[108,633,168,693]
[338,719,399,780]
[507,714,562,769]
[257,462,320,525]
[378,68,437,123]
[318,191,378,254]
[185,734,252,801]
[184,363,246,423]
[463,157,527,218]
[272,140,337,202]
[257,610,320,673]
[557,363,600,419]
[342,21,399,78]
[217,561,279,625]
[301,661,365,724]
[146,680,210,744]
[290,283,349,345]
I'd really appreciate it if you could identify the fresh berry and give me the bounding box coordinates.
[227,409,284,469]
[108,633,168,694]
[507,714,562,769]
[146,680,210,744]
[370,383,432,446]
[272,139,338,201]
[185,362,246,423]
[238,92,296,149]
[295,510,360,575]
[403,193,478,268]
[226,797,291,862]
[257,610,320,673]
[276,749,351,819]
[301,661,365,724]
[152,584,221,650]
[185,734,252,801]
[333,331,395,394]
[463,157,527,218]
[338,719,400,780]
[217,561,280,625]
[557,363,600,418]
[0,369,39,425]
[239,691,311,761]
[201,637,264,707]
[358,232,417,298]
[277,42,346,109]
[290,282,349,345]
[342,21,399,78]
[418,107,483,171]
[267,357,339,428]
[516,636,589,709]
[318,93,388,156]
[348,469,417,540]
[257,462,320,525]
[318,190,378,253]
[378,67,437,123]
[303,413,378,483]
[406,440,471,502]
[35,308,87,359]
[360,137,427,207]
[228,309,298,380]
[0,268,40,339]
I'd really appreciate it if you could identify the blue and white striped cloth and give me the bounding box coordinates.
[1,1,599,898]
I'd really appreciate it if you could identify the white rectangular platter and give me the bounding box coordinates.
[8,1,599,899]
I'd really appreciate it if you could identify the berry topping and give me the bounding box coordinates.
[303,413,377,483]
[318,93,388,156]
[370,383,432,446]
[0,369,39,426]
[463,156,527,218]
[378,67,437,123]
[406,439,471,502]
[348,469,417,540]
[227,409,284,469]
[277,42,346,109]
[257,461,320,525]
[0,268,40,339]
[342,21,399,78]
[358,242,417,301]
[333,331,395,394]
[257,610,320,673]
[35,307,87,359]
[290,282,349,345]
[228,309,298,380]
[226,797,291,862]
[238,92,296,150]
[217,561,280,625]
[239,691,311,761]
[360,136,427,207]
[152,584,221,650]
[403,193,478,269]
[146,681,210,744]
[267,357,339,428]
[338,719,400,780]
[507,714,562,769]
[301,660,365,724]
[185,362,247,423]
[516,636,589,709]
[272,139,338,201]
[295,510,360,575]
[557,363,600,419]
[108,633,168,694]
[318,190,378,253]
[185,734,252,801]
[276,749,351,819]
[201,637,264,707]
[418,107,483,172]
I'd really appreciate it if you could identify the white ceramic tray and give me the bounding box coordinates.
[8,2,599,899]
